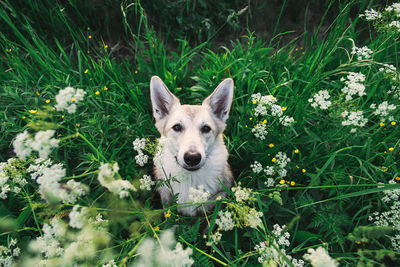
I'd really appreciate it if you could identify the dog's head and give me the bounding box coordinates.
[150,76,234,171]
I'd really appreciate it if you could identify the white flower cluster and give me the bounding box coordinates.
[359,8,382,20]
[369,179,400,251]
[251,93,294,133]
[97,162,136,198]
[386,3,400,15]
[133,229,194,267]
[28,158,88,203]
[29,219,66,258]
[274,151,291,178]
[340,72,366,101]
[351,45,373,60]
[215,210,235,231]
[254,225,304,266]
[389,20,400,31]
[139,174,155,191]
[308,90,332,110]
[303,246,338,267]
[55,86,86,114]
[0,238,20,267]
[205,231,222,247]
[133,138,149,167]
[370,101,396,122]
[102,259,118,267]
[28,213,111,266]
[0,158,27,199]
[13,130,59,160]
[69,205,87,229]
[247,208,263,228]
[251,123,268,140]
[231,184,252,202]
[250,161,263,173]
[188,185,210,203]
[379,63,396,74]
[341,110,368,133]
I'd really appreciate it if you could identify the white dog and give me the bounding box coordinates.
[150,76,234,216]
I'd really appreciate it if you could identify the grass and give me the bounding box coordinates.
[0,0,399,266]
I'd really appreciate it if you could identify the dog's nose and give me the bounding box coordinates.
[184,152,201,167]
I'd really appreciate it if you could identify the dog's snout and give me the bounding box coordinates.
[184,151,201,167]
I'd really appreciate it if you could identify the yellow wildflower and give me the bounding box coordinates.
[281,106,287,111]
[29,110,37,114]
[36,91,40,96]
[103,86,108,91]
[165,210,171,218]
[84,69,88,74]
[290,181,295,186]
[262,119,267,124]
[154,226,160,231]
[249,117,252,121]
[88,35,92,39]
[135,70,138,74]
[45,99,50,103]
[272,157,277,163]
[302,169,306,173]
[71,98,76,102]
[279,179,285,185]
[389,147,394,151]
[95,91,100,95]
[294,149,299,154]
[268,143,274,148]
[252,100,257,104]
[391,121,396,126]
[104,44,108,49]
[395,177,400,181]
[380,122,384,127]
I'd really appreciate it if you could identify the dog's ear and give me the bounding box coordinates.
[203,78,234,122]
[150,76,180,120]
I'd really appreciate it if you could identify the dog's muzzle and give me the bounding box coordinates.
[183,151,201,171]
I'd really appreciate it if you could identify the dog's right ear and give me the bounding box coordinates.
[150,76,180,121]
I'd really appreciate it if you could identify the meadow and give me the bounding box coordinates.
[0,0,399,266]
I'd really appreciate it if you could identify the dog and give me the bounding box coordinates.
[150,76,234,216]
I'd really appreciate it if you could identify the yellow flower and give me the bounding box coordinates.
[45,99,50,103]
[391,121,396,126]
[389,147,394,151]
[245,125,248,128]
[249,117,252,121]
[104,44,108,49]
[294,149,299,154]
[272,157,277,163]
[379,122,384,127]
[165,210,171,218]
[58,134,62,137]
[290,181,295,186]
[36,91,40,96]
[95,91,100,95]
[279,179,285,185]
[252,100,257,104]
[61,115,65,119]
[395,177,400,181]
[103,86,108,91]
[84,69,88,74]
[381,166,388,172]
[302,169,306,173]
[262,119,267,124]
[76,123,80,127]
[135,70,138,74]
[355,241,361,244]
[281,106,287,111]
[22,116,26,119]
[71,98,76,102]
[87,27,91,30]
[29,110,37,114]
[88,35,92,39]
[154,226,160,231]
[268,143,274,148]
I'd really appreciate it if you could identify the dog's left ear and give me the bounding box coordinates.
[203,78,234,122]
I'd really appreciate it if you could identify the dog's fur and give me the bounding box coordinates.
[150,76,234,216]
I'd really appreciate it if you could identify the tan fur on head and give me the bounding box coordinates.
[150,76,234,216]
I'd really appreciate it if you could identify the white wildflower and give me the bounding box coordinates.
[252,123,268,140]
[102,260,118,267]
[188,185,210,203]
[275,152,291,169]
[360,9,382,20]
[341,72,366,101]
[308,90,332,110]
[250,161,263,174]
[371,101,396,122]
[341,110,368,132]
[231,184,252,202]
[264,166,274,176]
[133,138,146,152]
[279,115,294,126]
[97,162,136,198]
[303,247,338,267]
[247,208,263,228]
[135,152,149,167]
[265,178,275,187]
[206,231,222,247]
[13,130,32,159]
[69,206,87,229]
[139,174,155,191]
[272,224,290,247]
[215,210,235,231]
[133,229,194,267]
[29,219,66,258]
[351,45,373,60]
[55,86,86,114]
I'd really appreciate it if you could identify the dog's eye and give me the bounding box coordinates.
[201,125,211,133]
[172,124,183,132]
